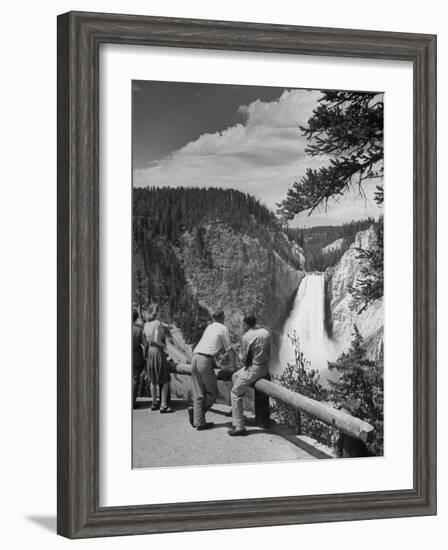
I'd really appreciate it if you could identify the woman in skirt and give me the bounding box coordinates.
[143,307,174,413]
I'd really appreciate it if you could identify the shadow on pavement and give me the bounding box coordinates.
[134,398,191,411]
[209,407,232,418]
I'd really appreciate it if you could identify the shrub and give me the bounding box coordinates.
[271,331,338,448]
[328,327,384,456]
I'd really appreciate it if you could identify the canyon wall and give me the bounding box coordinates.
[325,227,383,358]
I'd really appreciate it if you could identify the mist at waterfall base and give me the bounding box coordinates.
[275,273,344,386]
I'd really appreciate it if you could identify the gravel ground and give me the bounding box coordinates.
[132,398,316,469]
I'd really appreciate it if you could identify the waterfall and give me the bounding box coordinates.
[276,273,341,381]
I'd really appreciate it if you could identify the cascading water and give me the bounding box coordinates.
[276,273,341,382]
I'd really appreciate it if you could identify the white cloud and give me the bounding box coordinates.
[133,88,381,225]
[238,89,317,128]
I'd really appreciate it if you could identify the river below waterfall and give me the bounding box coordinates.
[274,272,343,385]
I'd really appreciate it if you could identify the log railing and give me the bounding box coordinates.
[170,362,374,457]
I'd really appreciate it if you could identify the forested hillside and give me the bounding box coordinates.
[134,186,277,235]
[286,218,376,271]
[134,187,302,270]
[133,187,304,347]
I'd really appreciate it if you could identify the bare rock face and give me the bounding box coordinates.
[179,224,304,343]
[290,240,306,267]
[322,237,345,255]
[134,221,304,349]
[325,227,383,358]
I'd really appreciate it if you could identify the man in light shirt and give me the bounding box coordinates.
[228,312,271,436]
[189,310,235,430]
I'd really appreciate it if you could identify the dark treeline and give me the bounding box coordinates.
[133,186,302,269]
[134,186,277,235]
[286,218,376,271]
[133,186,304,344]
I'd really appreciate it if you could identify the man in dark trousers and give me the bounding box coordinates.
[132,309,145,408]
[228,313,271,436]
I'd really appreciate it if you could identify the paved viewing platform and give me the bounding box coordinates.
[133,398,322,469]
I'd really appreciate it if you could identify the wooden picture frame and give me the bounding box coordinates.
[57,11,437,538]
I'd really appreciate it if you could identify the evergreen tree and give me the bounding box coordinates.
[277,91,384,306]
[272,332,337,448]
[132,186,304,344]
[286,217,376,271]
[350,221,384,312]
[133,186,302,269]
[328,327,384,456]
[277,90,383,220]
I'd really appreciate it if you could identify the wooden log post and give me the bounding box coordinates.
[169,363,375,445]
[169,362,193,376]
[336,406,371,457]
[293,411,302,435]
[337,434,370,458]
[254,374,271,429]
[253,378,374,442]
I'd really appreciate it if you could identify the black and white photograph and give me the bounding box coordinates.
[1,0,441,545]
[132,80,384,468]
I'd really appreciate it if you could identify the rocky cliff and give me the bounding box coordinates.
[325,227,383,358]
[322,237,345,255]
[179,224,304,343]
[133,187,305,351]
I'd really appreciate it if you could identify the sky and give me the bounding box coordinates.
[132,80,382,227]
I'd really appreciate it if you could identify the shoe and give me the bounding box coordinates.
[228,428,248,436]
[187,407,194,427]
[160,406,174,414]
[196,422,214,431]
[151,403,160,411]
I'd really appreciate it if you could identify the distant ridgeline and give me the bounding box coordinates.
[133,187,302,269]
[133,186,304,347]
[286,218,376,272]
